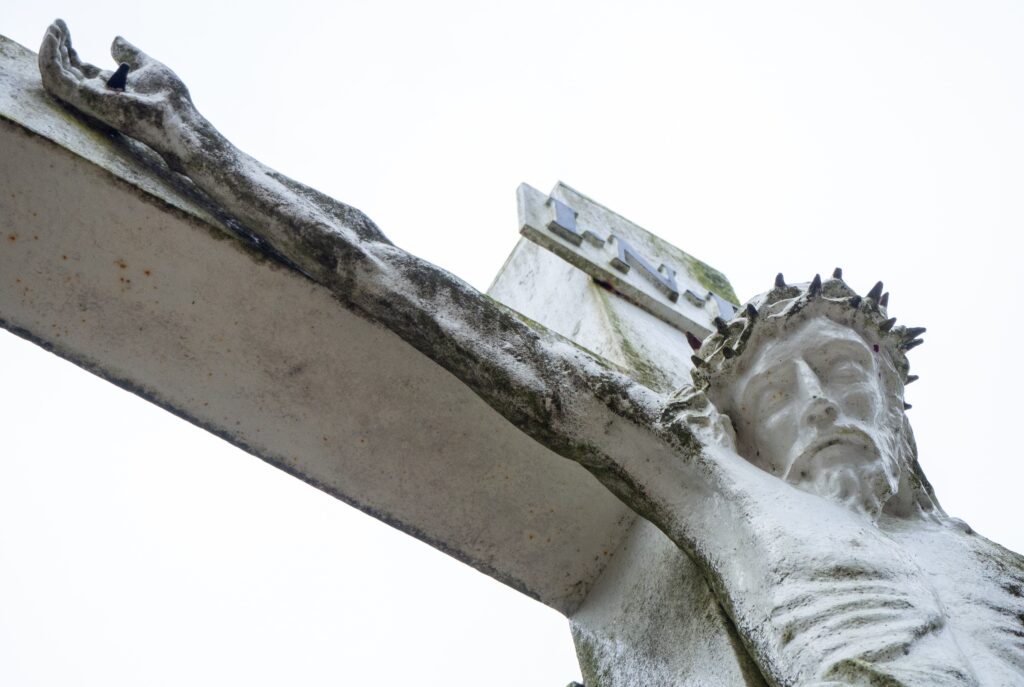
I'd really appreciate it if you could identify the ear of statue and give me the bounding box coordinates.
[712,406,738,452]
[662,385,737,452]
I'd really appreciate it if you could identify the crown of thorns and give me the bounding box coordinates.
[687,269,924,402]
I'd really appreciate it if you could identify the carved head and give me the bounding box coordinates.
[693,273,940,518]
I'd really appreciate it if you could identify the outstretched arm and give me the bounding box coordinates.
[36,21,777,584]
[37,20,681,484]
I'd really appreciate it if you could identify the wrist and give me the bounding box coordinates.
[162,107,230,174]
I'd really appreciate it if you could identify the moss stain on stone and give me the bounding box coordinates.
[620,222,738,305]
[684,254,739,305]
[570,626,609,687]
[592,286,670,391]
[484,294,623,374]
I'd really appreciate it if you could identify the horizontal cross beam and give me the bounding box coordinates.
[0,34,635,615]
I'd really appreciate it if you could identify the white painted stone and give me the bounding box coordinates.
[9,21,1024,686]
[491,185,764,684]
[516,182,737,338]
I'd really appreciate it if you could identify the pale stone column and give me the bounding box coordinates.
[491,183,764,685]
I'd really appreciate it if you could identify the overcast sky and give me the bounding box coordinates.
[4,3,1024,685]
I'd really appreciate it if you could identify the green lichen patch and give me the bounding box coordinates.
[592,286,671,391]
[684,254,739,305]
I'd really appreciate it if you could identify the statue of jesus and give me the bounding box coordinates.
[37,21,1024,685]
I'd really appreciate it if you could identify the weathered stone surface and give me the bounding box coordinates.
[13,20,1024,685]
[0,33,635,615]
[514,182,737,339]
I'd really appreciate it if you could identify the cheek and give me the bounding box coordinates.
[749,411,797,461]
[728,412,766,464]
[836,385,883,423]
[729,413,757,457]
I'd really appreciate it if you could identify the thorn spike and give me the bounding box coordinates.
[867,281,884,302]
[714,317,730,337]
[685,331,703,351]
[775,273,786,288]
[849,295,862,308]
[832,267,843,279]
[691,355,704,368]
[905,326,927,338]
[722,346,735,359]
[880,292,889,308]
[906,374,919,384]
[902,338,924,351]
[745,303,758,320]
[880,317,897,332]
[904,403,913,410]
[809,274,822,295]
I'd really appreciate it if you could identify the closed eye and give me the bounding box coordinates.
[826,360,869,385]
[738,360,797,419]
[755,387,788,415]
[747,370,795,418]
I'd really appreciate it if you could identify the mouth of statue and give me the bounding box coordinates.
[784,427,880,483]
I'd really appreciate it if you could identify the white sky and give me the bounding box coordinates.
[3,2,1024,685]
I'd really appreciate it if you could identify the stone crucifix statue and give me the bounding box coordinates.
[37,21,1024,686]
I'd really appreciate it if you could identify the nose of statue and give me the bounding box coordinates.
[794,359,839,428]
[803,395,839,429]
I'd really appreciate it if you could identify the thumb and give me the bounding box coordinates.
[110,36,152,70]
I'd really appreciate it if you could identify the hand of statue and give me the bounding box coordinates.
[39,20,199,165]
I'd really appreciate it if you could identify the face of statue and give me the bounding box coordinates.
[726,316,902,515]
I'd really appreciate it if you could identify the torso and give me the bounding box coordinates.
[892,519,1024,686]
[720,487,1024,685]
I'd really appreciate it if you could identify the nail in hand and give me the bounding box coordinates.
[106,62,129,90]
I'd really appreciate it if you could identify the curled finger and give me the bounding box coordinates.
[38,30,79,97]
